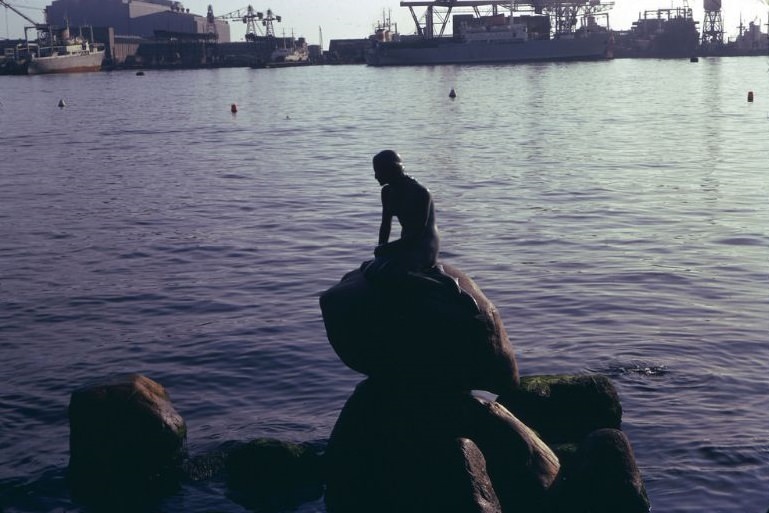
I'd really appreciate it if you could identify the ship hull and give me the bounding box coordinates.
[367,33,610,66]
[27,51,104,75]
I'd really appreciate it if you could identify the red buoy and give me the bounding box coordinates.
[231,103,238,113]
[748,91,754,103]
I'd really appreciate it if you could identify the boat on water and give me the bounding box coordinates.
[17,25,105,75]
[26,38,105,75]
[366,0,613,66]
[249,36,311,69]
[267,36,310,67]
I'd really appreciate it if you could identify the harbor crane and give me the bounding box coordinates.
[0,0,46,30]
[205,5,217,37]
[215,5,281,41]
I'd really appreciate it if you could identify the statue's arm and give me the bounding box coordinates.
[378,187,393,246]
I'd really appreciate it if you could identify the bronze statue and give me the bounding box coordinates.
[364,150,440,279]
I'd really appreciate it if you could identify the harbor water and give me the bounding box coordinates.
[1,57,768,512]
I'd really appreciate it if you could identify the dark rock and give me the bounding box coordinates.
[446,438,503,513]
[459,400,560,513]
[319,262,519,394]
[551,428,650,513]
[325,380,557,513]
[328,432,502,513]
[497,374,622,444]
[549,442,581,474]
[181,448,229,481]
[67,374,187,502]
[224,438,324,510]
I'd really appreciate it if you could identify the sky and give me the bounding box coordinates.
[2,0,769,47]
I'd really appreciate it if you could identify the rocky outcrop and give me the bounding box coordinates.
[321,259,555,513]
[64,255,649,512]
[68,374,187,500]
[320,262,519,394]
[321,259,650,513]
[66,371,649,513]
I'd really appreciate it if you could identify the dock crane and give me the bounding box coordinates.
[215,5,281,42]
[0,0,46,30]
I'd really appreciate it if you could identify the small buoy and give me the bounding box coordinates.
[449,88,457,99]
[748,91,754,103]
[230,103,238,113]
[136,71,145,76]
[689,56,699,63]
[57,99,66,108]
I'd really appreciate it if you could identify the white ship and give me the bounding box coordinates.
[26,37,105,75]
[21,25,105,75]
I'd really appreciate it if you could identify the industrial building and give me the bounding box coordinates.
[44,0,230,41]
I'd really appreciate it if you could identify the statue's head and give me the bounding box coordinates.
[373,150,404,185]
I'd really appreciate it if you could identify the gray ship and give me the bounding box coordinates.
[366,1,613,66]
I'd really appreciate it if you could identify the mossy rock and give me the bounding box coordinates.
[497,374,622,445]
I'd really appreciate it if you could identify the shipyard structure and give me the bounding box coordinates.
[2,0,767,73]
[613,0,768,59]
[1,0,317,72]
[365,0,614,66]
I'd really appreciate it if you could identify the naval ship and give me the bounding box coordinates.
[366,1,613,66]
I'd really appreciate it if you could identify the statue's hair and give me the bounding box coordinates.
[373,150,403,173]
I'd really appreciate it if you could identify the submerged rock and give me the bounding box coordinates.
[497,374,622,445]
[224,438,324,510]
[319,262,519,394]
[68,374,187,501]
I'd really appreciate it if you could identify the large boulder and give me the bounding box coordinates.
[68,374,187,500]
[497,374,622,445]
[325,379,558,513]
[319,262,519,394]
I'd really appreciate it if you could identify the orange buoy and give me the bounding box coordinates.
[230,103,238,113]
[449,88,457,99]
[747,91,754,103]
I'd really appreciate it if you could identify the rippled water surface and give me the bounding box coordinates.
[1,57,768,512]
